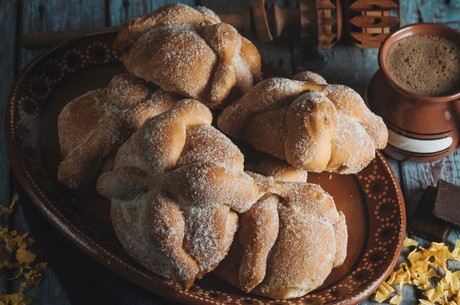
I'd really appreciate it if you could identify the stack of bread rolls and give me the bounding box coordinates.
[57,3,387,300]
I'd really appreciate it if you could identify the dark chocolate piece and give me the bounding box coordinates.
[433,179,460,228]
[408,186,451,242]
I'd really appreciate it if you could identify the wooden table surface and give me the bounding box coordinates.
[0,0,459,304]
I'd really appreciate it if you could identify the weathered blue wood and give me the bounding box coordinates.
[400,149,460,225]
[0,0,18,297]
[109,0,196,26]
[19,0,106,68]
[295,47,380,97]
[401,0,460,29]
[0,0,17,206]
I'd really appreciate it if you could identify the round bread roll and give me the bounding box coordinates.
[218,71,388,174]
[96,100,261,288]
[215,167,348,299]
[57,74,180,189]
[114,4,262,108]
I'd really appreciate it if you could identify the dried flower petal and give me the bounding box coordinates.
[404,237,419,248]
[375,282,395,302]
[0,195,47,305]
[374,237,460,305]
[389,295,403,305]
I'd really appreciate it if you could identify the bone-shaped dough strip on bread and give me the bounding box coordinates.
[98,99,261,288]
[323,85,387,149]
[114,3,220,51]
[247,154,308,183]
[147,193,200,287]
[113,99,213,172]
[218,71,388,174]
[238,194,279,292]
[285,92,338,170]
[334,212,348,267]
[121,25,218,104]
[183,204,238,276]
[163,163,259,213]
[217,78,325,138]
[116,4,262,108]
[215,172,347,299]
[58,74,180,189]
[201,23,239,107]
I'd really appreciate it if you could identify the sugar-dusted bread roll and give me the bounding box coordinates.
[215,163,347,299]
[114,3,262,108]
[96,100,261,288]
[218,71,388,174]
[58,74,181,188]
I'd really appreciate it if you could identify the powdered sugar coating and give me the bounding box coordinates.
[57,74,178,189]
[114,3,220,51]
[177,124,244,170]
[97,100,260,287]
[216,173,348,299]
[323,84,388,150]
[183,205,237,274]
[117,3,261,107]
[218,71,388,174]
[218,78,309,137]
[111,192,199,283]
[328,113,375,174]
[123,24,216,102]
[293,71,327,84]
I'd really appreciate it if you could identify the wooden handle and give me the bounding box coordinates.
[22,1,305,48]
[21,1,347,50]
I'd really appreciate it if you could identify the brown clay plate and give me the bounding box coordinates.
[5,32,406,305]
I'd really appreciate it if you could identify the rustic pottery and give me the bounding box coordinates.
[367,23,460,162]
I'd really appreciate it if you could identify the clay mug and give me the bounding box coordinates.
[367,23,460,162]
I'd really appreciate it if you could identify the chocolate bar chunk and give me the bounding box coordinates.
[433,179,460,228]
[408,186,451,242]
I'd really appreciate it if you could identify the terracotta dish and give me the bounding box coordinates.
[5,32,405,305]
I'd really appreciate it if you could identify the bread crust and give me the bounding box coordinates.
[215,170,348,299]
[97,100,261,287]
[218,71,388,173]
[115,4,262,107]
[57,74,180,189]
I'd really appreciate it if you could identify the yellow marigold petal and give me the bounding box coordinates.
[16,247,36,265]
[450,271,460,293]
[426,268,437,279]
[408,249,425,264]
[389,295,403,305]
[404,237,419,248]
[0,195,45,305]
[374,282,395,303]
[452,240,460,259]
[424,287,445,303]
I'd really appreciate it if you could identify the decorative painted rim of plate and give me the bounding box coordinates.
[5,31,406,305]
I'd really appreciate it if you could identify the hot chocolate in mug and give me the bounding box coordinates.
[367,23,460,162]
